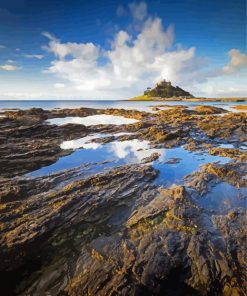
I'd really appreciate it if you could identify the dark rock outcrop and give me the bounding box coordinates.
[0,105,246,296]
[144,80,193,98]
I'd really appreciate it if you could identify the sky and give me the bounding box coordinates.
[0,0,246,100]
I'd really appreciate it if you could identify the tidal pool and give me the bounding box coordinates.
[218,144,235,149]
[46,115,139,126]
[198,182,247,214]
[240,143,247,150]
[30,138,164,177]
[218,143,247,150]
[153,147,230,186]
[29,135,231,186]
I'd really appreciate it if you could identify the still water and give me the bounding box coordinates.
[46,114,139,126]
[30,134,230,189]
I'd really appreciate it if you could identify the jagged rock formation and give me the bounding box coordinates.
[144,79,193,98]
[0,106,246,295]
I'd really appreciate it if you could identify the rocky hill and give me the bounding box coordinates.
[144,79,193,98]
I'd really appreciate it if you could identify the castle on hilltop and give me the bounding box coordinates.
[144,79,193,98]
[156,80,172,87]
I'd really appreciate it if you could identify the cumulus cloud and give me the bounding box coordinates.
[43,10,202,99]
[193,76,247,98]
[24,54,44,59]
[223,49,247,74]
[54,83,65,88]
[42,2,246,99]
[0,64,20,71]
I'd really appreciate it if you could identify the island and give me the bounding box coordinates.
[129,79,246,102]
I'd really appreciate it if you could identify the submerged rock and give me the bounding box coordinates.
[165,157,181,164]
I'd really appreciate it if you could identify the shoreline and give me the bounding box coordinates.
[128,96,247,102]
[0,97,246,102]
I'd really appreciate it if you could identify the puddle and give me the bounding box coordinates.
[218,144,235,149]
[60,134,111,150]
[112,132,135,136]
[60,133,136,150]
[29,139,164,177]
[198,182,247,214]
[218,143,247,151]
[46,115,139,126]
[107,140,164,161]
[240,143,247,150]
[226,106,247,113]
[29,134,231,186]
[153,147,230,186]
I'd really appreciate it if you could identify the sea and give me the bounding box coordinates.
[0,99,246,113]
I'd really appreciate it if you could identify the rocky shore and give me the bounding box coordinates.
[0,104,246,295]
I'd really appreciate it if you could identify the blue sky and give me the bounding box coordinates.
[0,0,246,99]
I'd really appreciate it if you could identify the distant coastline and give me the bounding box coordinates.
[127,79,247,102]
[128,95,247,102]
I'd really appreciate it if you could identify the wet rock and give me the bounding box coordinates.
[232,105,247,110]
[0,105,246,296]
[185,162,247,196]
[140,126,183,144]
[208,147,247,161]
[0,122,89,177]
[193,106,227,114]
[103,108,150,120]
[63,185,246,296]
[0,165,158,295]
[212,210,247,294]
[141,152,160,163]
[165,157,181,164]
[197,112,247,142]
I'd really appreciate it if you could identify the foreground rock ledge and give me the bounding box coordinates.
[0,163,246,296]
[0,106,246,296]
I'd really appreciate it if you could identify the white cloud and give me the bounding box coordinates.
[0,45,6,49]
[42,31,99,60]
[192,75,247,97]
[223,49,247,74]
[24,54,44,59]
[0,64,20,71]
[43,12,202,99]
[1,2,245,100]
[0,91,43,99]
[54,83,65,88]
